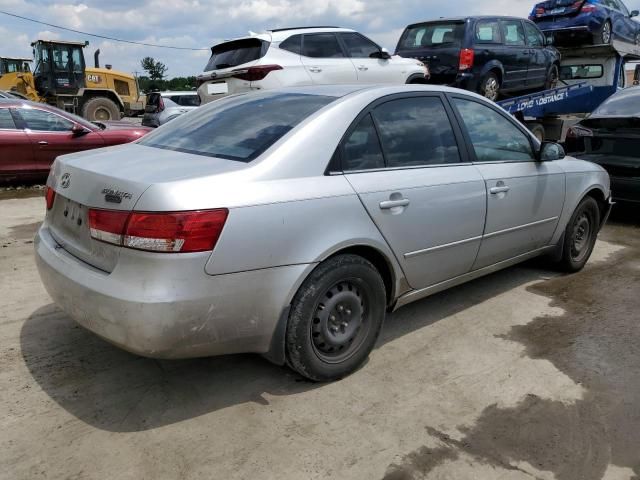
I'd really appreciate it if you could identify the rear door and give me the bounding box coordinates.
[343,94,487,289]
[16,107,105,169]
[523,21,549,88]
[300,33,358,84]
[499,19,530,90]
[338,32,403,83]
[0,107,36,179]
[450,95,565,269]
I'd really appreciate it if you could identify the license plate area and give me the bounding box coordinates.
[550,7,565,14]
[207,82,229,95]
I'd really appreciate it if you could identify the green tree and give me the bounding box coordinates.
[140,57,168,81]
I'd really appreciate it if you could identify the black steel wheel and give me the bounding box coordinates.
[557,196,600,272]
[286,254,386,382]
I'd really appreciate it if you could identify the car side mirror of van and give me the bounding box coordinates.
[539,141,565,161]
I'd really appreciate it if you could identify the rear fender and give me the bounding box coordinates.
[479,61,504,84]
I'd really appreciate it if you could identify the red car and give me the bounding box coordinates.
[0,99,151,182]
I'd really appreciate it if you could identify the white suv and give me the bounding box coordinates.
[197,27,430,104]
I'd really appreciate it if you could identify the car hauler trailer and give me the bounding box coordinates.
[497,40,640,141]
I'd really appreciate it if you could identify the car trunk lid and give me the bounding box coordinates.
[534,0,588,19]
[47,143,247,272]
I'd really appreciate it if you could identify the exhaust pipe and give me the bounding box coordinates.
[94,49,100,68]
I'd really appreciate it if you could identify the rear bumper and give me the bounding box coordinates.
[611,177,640,204]
[537,13,604,34]
[35,225,311,359]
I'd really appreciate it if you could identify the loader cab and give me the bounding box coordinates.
[32,40,86,96]
[0,58,31,75]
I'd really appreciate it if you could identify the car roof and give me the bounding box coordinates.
[269,27,355,42]
[154,91,198,96]
[405,16,531,28]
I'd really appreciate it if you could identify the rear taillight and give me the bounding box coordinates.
[45,186,56,210]
[232,65,283,82]
[459,49,475,71]
[581,4,596,12]
[88,209,229,253]
[535,6,545,16]
[157,96,165,113]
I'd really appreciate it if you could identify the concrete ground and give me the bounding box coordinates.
[1,191,639,480]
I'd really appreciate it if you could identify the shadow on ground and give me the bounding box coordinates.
[384,205,640,480]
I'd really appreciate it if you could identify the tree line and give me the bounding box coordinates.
[139,56,198,92]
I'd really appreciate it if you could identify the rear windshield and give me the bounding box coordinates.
[170,95,200,107]
[591,87,640,116]
[204,38,268,71]
[397,22,465,50]
[138,92,336,162]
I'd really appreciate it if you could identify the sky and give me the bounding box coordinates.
[1,0,640,77]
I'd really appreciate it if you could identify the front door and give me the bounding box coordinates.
[523,21,549,88]
[499,19,530,90]
[0,108,36,179]
[342,94,487,289]
[338,32,404,84]
[450,95,565,269]
[300,33,358,84]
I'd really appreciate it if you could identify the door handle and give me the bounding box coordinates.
[38,141,48,145]
[357,65,369,71]
[308,67,322,73]
[379,199,410,209]
[490,186,511,194]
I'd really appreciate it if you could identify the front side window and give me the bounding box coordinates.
[373,97,460,168]
[453,98,535,162]
[502,20,526,46]
[18,108,74,132]
[52,46,70,71]
[524,22,545,47]
[0,109,16,129]
[139,92,335,162]
[342,114,385,171]
[476,20,501,43]
[339,32,380,58]
[302,34,344,58]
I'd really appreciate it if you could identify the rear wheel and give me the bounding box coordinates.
[285,254,386,382]
[556,196,600,272]
[82,96,120,122]
[479,72,500,102]
[635,33,640,46]
[594,20,612,45]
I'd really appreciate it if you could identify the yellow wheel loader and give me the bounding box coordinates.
[0,40,145,121]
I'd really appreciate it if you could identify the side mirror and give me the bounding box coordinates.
[539,141,565,161]
[630,9,639,17]
[370,48,391,60]
[71,124,88,136]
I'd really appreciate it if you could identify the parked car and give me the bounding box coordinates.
[0,99,151,182]
[197,27,429,104]
[395,17,561,101]
[142,91,201,128]
[36,85,611,381]
[530,0,640,45]
[0,90,29,100]
[565,86,640,203]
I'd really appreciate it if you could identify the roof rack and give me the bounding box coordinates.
[269,26,341,32]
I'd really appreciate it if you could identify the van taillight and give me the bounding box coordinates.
[88,208,229,253]
[45,186,56,210]
[157,96,165,113]
[459,49,475,71]
[232,65,283,82]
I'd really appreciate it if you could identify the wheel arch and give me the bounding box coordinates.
[79,89,125,111]
[583,186,610,229]
[480,61,504,85]
[406,73,429,84]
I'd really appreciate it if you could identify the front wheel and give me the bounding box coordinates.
[285,254,386,382]
[556,196,600,273]
[479,72,500,102]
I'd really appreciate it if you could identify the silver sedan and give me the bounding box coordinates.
[35,85,612,381]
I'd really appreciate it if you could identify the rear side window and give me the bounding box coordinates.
[139,92,335,162]
[342,114,385,171]
[453,98,535,162]
[475,20,501,44]
[279,35,302,54]
[339,33,380,58]
[171,95,200,107]
[373,97,460,168]
[0,109,16,129]
[204,38,268,71]
[397,23,465,49]
[18,108,74,131]
[501,20,526,46]
[302,34,344,58]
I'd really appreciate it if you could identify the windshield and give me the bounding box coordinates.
[592,87,640,116]
[397,22,465,49]
[139,92,336,162]
[204,38,268,71]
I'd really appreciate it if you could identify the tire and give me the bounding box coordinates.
[556,196,600,273]
[528,123,545,142]
[479,72,500,102]
[285,254,387,382]
[635,33,640,46]
[594,20,612,45]
[544,64,559,90]
[82,96,120,122]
